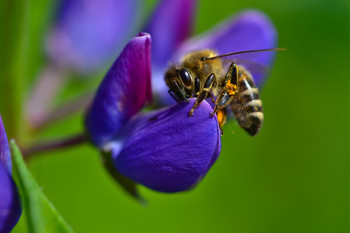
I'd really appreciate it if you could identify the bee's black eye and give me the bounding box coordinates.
[178,68,192,86]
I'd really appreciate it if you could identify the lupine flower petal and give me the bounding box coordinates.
[112,99,221,193]
[0,117,11,175]
[85,33,152,147]
[174,10,277,87]
[0,116,21,232]
[46,0,141,74]
[145,0,197,69]
[0,165,21,233]
[144,0,197,104]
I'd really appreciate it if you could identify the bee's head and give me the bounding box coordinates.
[164,65,194,102]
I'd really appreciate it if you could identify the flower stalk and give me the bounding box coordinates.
[22,133,87,159]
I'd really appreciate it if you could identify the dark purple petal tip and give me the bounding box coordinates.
[0,115,22,232]
[112,99,221,193]
[85,33,152,147]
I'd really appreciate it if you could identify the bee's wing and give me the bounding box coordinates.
[172,11,277,88]
[221,57,271,86]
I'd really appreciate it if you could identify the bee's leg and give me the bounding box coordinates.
[189,73,215,116]
[168,89,179,102]
[221,62,238,87]
[171,80,189,103]
[211,63,238,117]
[211,104,227,135]
[210,91,233,117]
[216,108,227,135]
[211,105,220,117]
[194,77,200,97]
[208,92,216,104]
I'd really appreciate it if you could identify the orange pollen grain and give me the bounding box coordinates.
[225,80,237,96]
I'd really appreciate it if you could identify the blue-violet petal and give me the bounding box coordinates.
[113,99,221,193]
[0,115,21,233]
[85,33,152,148]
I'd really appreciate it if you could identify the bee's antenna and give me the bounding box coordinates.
[202,48,287,61]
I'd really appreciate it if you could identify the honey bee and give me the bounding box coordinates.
[165,48,285,136]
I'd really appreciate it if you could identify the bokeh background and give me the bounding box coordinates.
[1,0,348,232]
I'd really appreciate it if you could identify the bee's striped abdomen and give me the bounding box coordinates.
[231,68,264,136]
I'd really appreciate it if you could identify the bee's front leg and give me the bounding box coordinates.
[168,90,179,102]
[189,73,215,116]
[169,80,189,103]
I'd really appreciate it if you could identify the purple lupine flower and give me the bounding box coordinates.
[145,0,277,106]
[85,33,221,194]
[85,1,277,196]
[0,116,22,232]
[46,0,141,75]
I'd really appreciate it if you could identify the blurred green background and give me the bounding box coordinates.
[1,0,348,232]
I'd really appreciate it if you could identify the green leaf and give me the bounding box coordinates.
[11,141,74,233]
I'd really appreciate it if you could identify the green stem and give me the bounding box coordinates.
[0,0,29,142]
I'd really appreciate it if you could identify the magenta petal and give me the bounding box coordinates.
[174,10,278,87]
[85,33,152,147]
[113,99,221,193]
[0,115,21,232]
[46,0,142,74]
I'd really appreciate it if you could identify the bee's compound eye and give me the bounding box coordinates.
[178,68,192,86]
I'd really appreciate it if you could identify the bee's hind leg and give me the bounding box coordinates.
[216,108,227,135]
[221,62,238,87]
[210,96,229,135]
[189,73,215,116]
[210,91,233,116]
[210,62,238,116]
[210,105,220,117]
